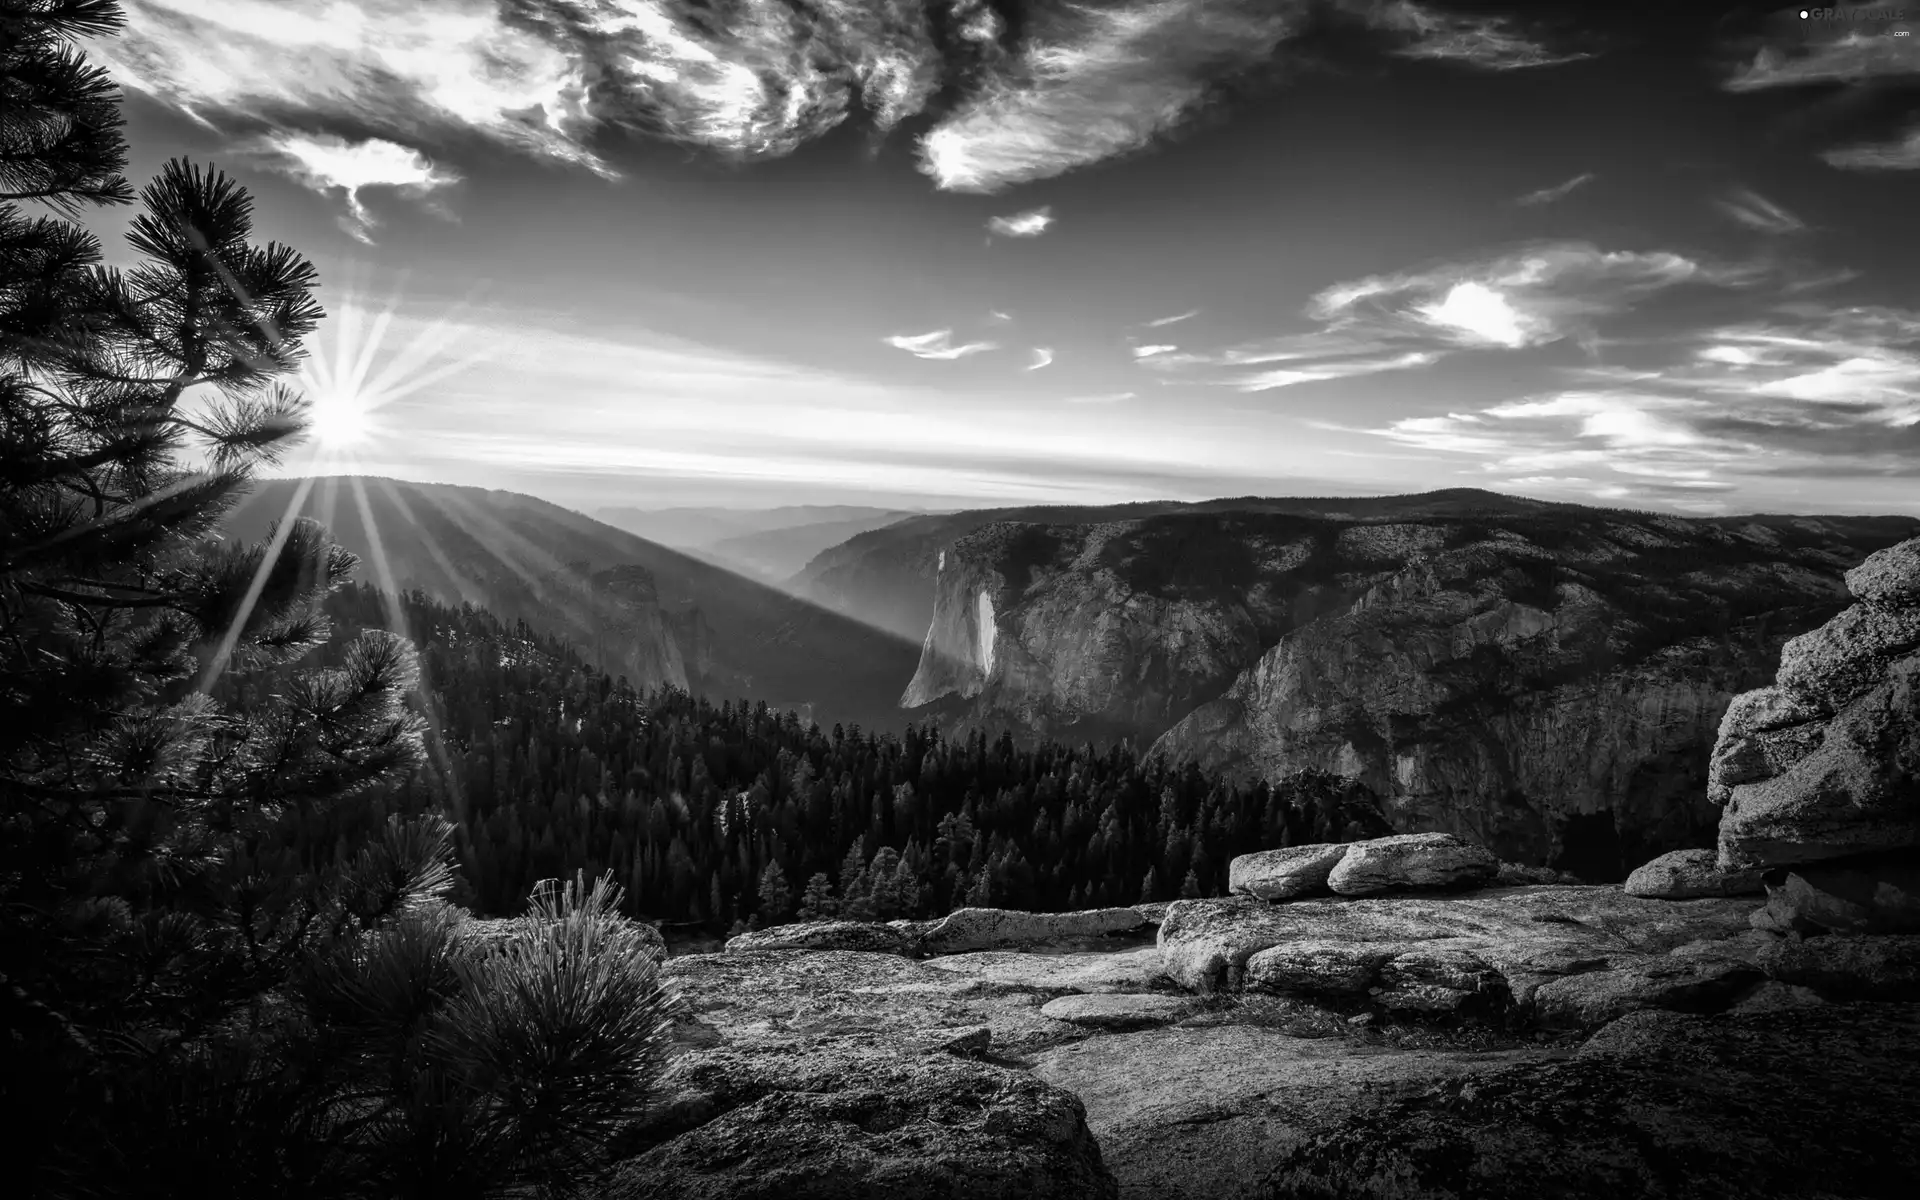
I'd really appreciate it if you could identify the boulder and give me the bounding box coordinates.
[1749,853,1920,934]
[1494,862,1581,886]
[917,907,1151,954]
[1256,1005,1920,1200]
[1372,943,1508,1014]
[1623,848,1764,899]
[1324,833,1501,896]
[600,1042,1117,1200]
[724,920,915,956]
[1228,842,1351,901]
[1245,939,1408,997]
[1039,993,1193,1030]
[1774,601,1920,708]
[1725,981,1826,1013]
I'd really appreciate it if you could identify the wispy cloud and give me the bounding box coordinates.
[1132,344,1178,359]
[1233,350,1441,391]
[1515,171,1594,206]
[987,206,1055,237]
[1362,302,1920,507]
[1715,187,1805,234]
[1368,0,1595,71]
[247,132,459,242]
[1145,308,1201,327]
[1064,391,1136,405]
[884,329,998,360]
[1026,347,1055,371]
[1310,243,1761,350]
[1724,23,1919,92]
[1823,124,1920,170]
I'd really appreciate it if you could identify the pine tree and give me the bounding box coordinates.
[757,859,792,924]
[0,5,671,1194]
[1179,868,1202,899]
[795,870,837,920]
[1139,866,1159,904]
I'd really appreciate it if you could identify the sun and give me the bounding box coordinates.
[305,386,374,448]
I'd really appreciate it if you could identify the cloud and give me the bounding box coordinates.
[987,206,1055,237]
[1366,1,1594,71]
[1515,172,1594,206]
[1132,344,1178,358]
[95,0,1599,201]
[1823,124,1920,170]
[884,329,998,359]
[1310,242,1761,350]
[1233,350,1441,391]
[247,132,459,242]
[1146,308,1201,327]
[1361,302,1920,505]
[1063,391,1135,405]
[1724,23,1920,92]
[989,309,1013,323]
[1715,187,1805,234]
[1026,347,1055,370]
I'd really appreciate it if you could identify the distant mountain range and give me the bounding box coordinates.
[596,503,922,581]
[222,477,921,731]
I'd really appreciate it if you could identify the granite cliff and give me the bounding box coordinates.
[899,503,1919,875]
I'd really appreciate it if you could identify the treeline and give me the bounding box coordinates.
[235,584,1393,933]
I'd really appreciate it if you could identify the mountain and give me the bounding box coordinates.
[702,511,919,581]
[892,496,1920,877]
[596,503,916,551]
[220,476,920,730]
[792,489,1614,643]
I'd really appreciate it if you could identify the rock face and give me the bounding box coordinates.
[886,499,1915,873]
[1711,535,1920,873]
[1258,1005,1920,1200]
[1325,833,1499,896]
[1622,847,1763,899]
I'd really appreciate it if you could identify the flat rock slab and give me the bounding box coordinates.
[923,946,1172,994]
[1030,1025,1552,1200]
[1260,1003,1920,1200]
[725,919,915,955]
[664,949,1076,1058]
[1040,993,1195,1030]
[601,1041,1117,1200]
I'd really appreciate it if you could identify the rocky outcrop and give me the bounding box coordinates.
[1257,1005,1920,1200]
[1748,853,1920,935]
[1710,536,1920,874]
[1622,847,1763,898]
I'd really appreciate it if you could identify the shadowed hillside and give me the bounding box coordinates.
[222,476,921,731]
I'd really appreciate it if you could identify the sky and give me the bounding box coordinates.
[79,0,1920,516]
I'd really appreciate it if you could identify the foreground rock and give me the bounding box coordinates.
[1623,847,1763,899]
[923,947,1172,994]
[1324,833,1499,896]
[1258,1004,1920,1199]
[601,1041,1117,1200]
[1712,534,1920,871]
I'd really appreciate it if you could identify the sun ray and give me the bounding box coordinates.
[197,473,317,693]
[371,476,488,606]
